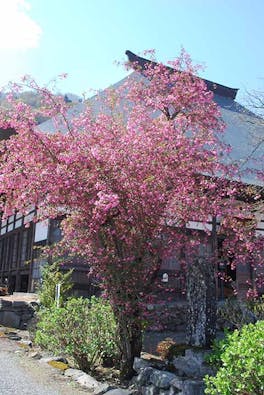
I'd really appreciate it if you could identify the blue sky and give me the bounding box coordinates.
[0,0,263,103]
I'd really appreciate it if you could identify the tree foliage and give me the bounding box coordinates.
[0,50,263,377]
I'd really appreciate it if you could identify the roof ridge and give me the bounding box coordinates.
[125,50,238,100]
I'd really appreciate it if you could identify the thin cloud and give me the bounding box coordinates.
[0,0,42,50]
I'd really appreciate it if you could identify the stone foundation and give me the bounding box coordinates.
[0,298,37,329]
[132,349,213,395]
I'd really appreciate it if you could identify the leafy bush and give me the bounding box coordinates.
[205,329,231,370]
[38,261,73,308]
[204,320,264,395]
[35,296,119,371]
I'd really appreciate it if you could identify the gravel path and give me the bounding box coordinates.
[0,337,89,395]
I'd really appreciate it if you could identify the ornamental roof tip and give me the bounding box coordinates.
[125,50,239,100]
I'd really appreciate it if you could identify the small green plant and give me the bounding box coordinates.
[35,296,119,372]
[38,260,73,308]
[204,320,264,395]
[247,295,264,321]
[217,297,256,330]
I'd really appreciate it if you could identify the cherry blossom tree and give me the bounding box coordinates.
[0,51,263,378]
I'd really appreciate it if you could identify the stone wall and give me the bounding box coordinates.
[132,349,213,395]
[0,298,37,329]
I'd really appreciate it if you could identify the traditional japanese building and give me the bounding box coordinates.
[0,51,263,297]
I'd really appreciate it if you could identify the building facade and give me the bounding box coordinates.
[0,51,263,297]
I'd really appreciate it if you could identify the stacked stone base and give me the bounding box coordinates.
[0,298,37,329]
[132,349,213,395]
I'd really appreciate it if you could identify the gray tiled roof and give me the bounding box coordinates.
[37,71,263,186]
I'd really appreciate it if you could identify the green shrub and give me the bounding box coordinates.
[38,261,73,308]
[204,320,264,395]
[35,296,119,371]
[205,329,232,370]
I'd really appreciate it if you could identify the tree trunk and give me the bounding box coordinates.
[116,314,143,380]
[186,256,217,347]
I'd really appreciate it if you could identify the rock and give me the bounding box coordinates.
[18,340,32,347]
[184,349,210,364]
[169,388,183,395]
[141,385,159,395]
[48,360,68,371]
[8,334,22,341]
[0,300,12,308]
[173,349,213,379]
[28,351,42,359]
[170,377,184,391]
[76,373,100,389]
[0,311,21,328]
[150,370,176,389]
[182,379,205,395]
[170,377,205,394]
[102,389,132,395]
[134,367,154,386]
[64,368,84,380]
[133,357,150,373]
[40,356,68,364]
[94,383,113,395]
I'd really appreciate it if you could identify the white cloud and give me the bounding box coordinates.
[0,0,42,50]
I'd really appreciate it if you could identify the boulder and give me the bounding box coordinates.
[170,377,184,391]
[173,349,212,379]
[150,369,176,389]
[133,357,150,373]
[64,368,84,380]
[77,373,100,389]
[40,356,68,364]
[93,383,113,395]
[104,389,132,395]
[141,385,159,395]
[134,367,154,386]
[0,311,21,328]
[182,379,205,395]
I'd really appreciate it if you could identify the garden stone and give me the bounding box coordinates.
[77,373,100,389]
[168,387,183,395]
[134,367,154,386]
[182,380,205,395]
[133,357,150,373]
[150,369,176,389]
[141,385,159,395]
[18,340,32,347]
[104,389,132,395]
[173,349,213,379]
[28,351,42,359]
[0,311,20,328]
[64,368,84,380]
[8,334,22,341]
[184,349,210,365]
[173,356,201,378]
[93,383,113,395]
[40,356,68,364]
[170,377,184,391]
